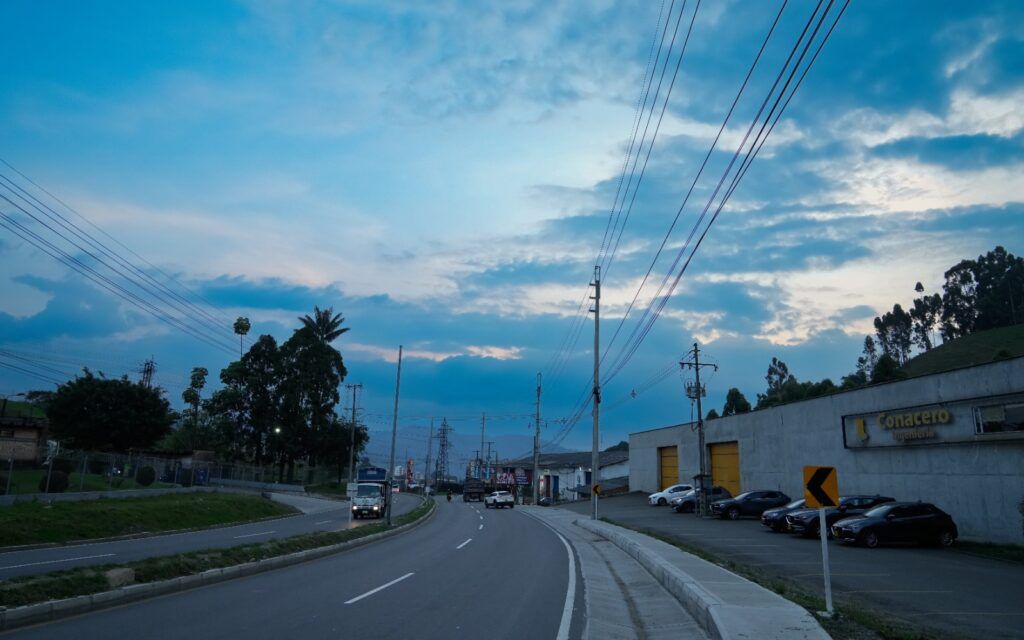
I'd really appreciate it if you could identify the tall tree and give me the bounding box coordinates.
[233,316,251,359]
[300,306,350,344]
[909,293,942,351]
[722,388,752,416]
[47,370,176,452]
[874,304,913,365]
[182,367,209,428]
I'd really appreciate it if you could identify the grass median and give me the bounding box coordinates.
[600,517,938,640]
[1,492,298,547]
[0,497,434,608]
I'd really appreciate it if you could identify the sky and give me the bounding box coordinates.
[2,0,1023,462]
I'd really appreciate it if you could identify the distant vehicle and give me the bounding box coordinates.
[761,499,807,532]
[710,491,791,520]
[648,484,694,506]
[785,495,896,537]
[832,502,959,548]
[463,478,486,502]
[671,486,731,513]
[351,482,388,519]
[484,490,515,509]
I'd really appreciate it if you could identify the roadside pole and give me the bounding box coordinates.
[423,419,434,497]
[533,373,541,506]
[804,465,839,618]
[590,266,600,521]
[5,457,12,495]
[386,345,403,526]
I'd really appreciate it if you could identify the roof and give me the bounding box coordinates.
[502,450,628,470]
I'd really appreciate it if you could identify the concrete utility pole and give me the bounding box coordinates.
[480,413,486,478]
[386,345,403,526]
[533,372,541,505]
[591,265,601,520]
[423,418,434,495]
[681,342,718,517]
[345,383,362,486]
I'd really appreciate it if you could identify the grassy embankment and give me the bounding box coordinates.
[0,497,434,608]
[1,493,298,547]
[2,469,177,495]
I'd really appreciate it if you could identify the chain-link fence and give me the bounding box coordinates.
[1,442,344,496]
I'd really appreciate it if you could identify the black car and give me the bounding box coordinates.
[710,490,791,520]
[761,499,807,531]
[831,502,959,548]
[671,486,732,513]
[785,495,896,537]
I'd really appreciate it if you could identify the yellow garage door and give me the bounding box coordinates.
[658,446,678,490]
[710,441,740,496]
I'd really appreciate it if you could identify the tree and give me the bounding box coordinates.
[909,293,942,351]
[47,369,176,451]
[870,353,905,384]
[182,367,208,428]
[705,408,720,420]
[233,317,251,359]
[721,388,752,416]
[604,440,629,452]
[299,306,350,344]
[874,304,913,365]
[240,335,282,465]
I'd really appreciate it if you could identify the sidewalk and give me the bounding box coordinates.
[525,506,830,640]
[524,507,707,640]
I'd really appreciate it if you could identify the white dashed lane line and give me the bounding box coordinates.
[456,538,473,550]
[344,573,415,604]
[233,531,275,539]
[0,553,116,571]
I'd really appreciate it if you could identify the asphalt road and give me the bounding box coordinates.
[0,492,419,580]
[562,494,1024,640]
[2,498,583,640]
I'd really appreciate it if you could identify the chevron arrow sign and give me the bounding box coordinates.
[803,466,839,508]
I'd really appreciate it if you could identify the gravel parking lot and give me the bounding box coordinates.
[560,493,1024,640]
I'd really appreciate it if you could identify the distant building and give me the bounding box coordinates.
[0,415,48,463]
[501,451,630,501]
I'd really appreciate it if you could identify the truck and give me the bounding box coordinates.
[351,467,391,519]
[463,477,486,502]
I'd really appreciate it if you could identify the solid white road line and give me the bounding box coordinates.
[0,553,116,571]
[344,572,415,604]
[232,530,275,539]
[456,538,473,549]
[520,511,577,640]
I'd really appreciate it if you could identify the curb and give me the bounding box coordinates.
[0,497,435,632]
[575,518,829,640]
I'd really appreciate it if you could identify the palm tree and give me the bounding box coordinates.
[299,306,349,344]
[233,317,251,358]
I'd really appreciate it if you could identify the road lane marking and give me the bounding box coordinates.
[479,515,483,520]
[479,524,483,530]
[233,531,275,539]
[519,511,576,640]
[0,553,116,571]
[314,520,331,525]
[344,572,415,604]
[456,538,473,549]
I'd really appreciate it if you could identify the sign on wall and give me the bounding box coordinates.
[841,393,1024,448]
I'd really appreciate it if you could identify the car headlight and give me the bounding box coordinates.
[373,505,379,511]
[352,505,358,511]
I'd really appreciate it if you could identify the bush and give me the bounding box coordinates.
[88,459,107,475]
[136,466,156,487]
[39,470,69,493]
[52,459,74,475]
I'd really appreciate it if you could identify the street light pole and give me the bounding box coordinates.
[386,346,403,526]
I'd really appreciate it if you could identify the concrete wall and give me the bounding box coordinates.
[630,357,1024,544]
[600,460,630,480]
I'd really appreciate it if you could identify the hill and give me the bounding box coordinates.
[0,399,45,419]
[901,324,1024,378]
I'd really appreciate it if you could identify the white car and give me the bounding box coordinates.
[484,490,515,509]
[648,484,694,506]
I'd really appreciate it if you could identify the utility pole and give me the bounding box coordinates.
[386,346,403,526]
[480,413,486,479]
[345,383,362,486]
[533,372,541,505]
[423,418,434,495]
[681,342,718,517]
[485,441,494,482]
[590,265,601,520]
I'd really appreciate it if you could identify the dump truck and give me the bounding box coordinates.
[463,477,486,502]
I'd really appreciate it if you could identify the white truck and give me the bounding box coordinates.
[351,467,390,519]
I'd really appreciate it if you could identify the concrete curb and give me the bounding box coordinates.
[0,496,435,632]
[575,518,830,640]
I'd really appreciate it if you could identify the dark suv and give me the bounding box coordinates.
[710,490,791,520]
[832,502,959,548]
[761,499,807,532]
[785,495,895,537]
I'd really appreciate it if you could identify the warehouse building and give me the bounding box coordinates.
[629,355,1024,543]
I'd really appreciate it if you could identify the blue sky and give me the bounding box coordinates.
[2,1,1023,458]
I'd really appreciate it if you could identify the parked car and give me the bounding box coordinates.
[785,495,896,537]
[832,502,958,548]
[648,483,694,506]
[760,499,807,531]
[484,490,515,509]
[671,486,732,513]
[710,490,791,520]
[537,497,553,507]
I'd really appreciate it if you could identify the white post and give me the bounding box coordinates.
[819,507,834,616]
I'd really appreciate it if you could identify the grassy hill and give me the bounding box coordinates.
[901,324,1024,378]
[0,399,45,419]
